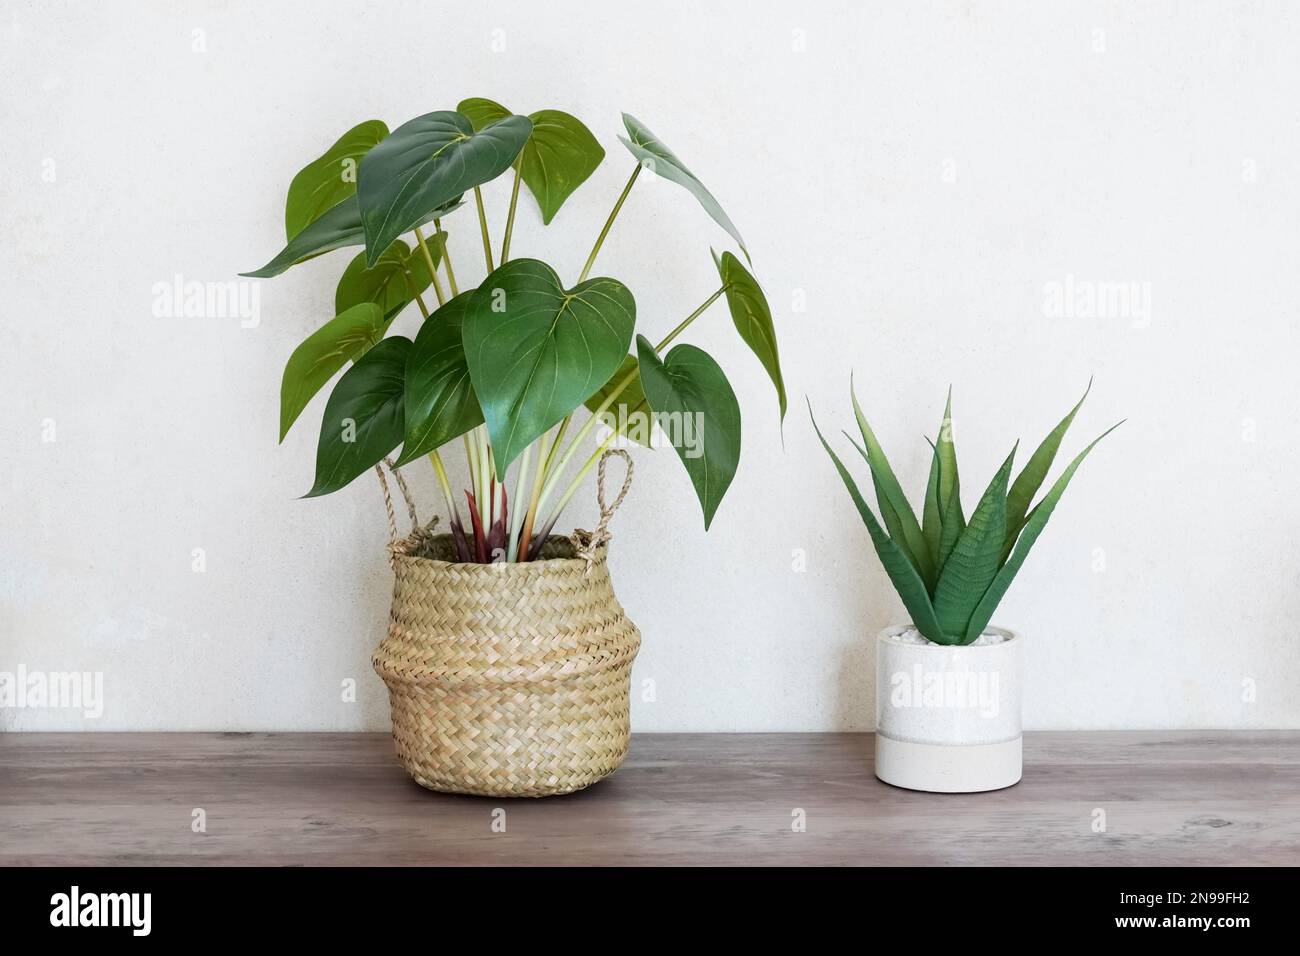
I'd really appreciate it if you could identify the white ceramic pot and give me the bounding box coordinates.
[874,624,1023,792]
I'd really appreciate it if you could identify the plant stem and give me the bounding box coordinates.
[477,429,492,528]
[463,431,480,503]
[434,218,458,296]
[518,430,552,560]
[428,450,461,525]
[501,160,522,264]
[547,404,643,529]
[506,442,532,561]
[413,227,446,307]
[577,163,641,283]
[542,415,570,476]
[657,285,726,350]
[402,270,430,320]
[473,186,495,274]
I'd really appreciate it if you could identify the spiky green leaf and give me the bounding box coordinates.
[937,388,960,518]
[810,404,946,643]
[932,445,1017,642]
[850,382,934,589]
[1003,379,1092,562]
[922,437,943,566]
[966,423,1123,642]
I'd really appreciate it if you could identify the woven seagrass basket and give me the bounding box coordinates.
[372,531,640,797]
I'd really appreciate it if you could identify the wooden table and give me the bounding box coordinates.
[2,732,1296,865]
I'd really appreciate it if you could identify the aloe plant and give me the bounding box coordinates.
[811,382,1121,645]
[245,102,785,562]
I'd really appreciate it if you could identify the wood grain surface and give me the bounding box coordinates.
[2,732,1296,865]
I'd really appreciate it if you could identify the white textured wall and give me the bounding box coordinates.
[3,0,1299,732]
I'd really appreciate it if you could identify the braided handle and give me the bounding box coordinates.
[374,457,419,548]
[571,449,634,572]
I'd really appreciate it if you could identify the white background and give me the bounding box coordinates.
[3,0,1298,731]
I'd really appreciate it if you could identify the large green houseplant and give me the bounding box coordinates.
[244,100,784,797]
[246,100,785,562]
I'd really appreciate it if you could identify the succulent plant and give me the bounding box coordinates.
[811,381,1121,645]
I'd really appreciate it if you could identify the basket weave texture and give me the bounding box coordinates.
[372,533,641,797]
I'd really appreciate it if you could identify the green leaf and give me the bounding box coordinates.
[243,195,458,279]
[715,250,785,422]
[922,438,943,566]
[305,336,411,497]
[279,303,386,442]
[583,354,653,448]
[285,120,388,240]
[455,98,512,130]
[243,196,368,279]
[395,293,484,467]
[463,258,635,474]
[335,238,438,321]
[932,445,1017,642]
[850,380,934,589]
[459,98,606,225]
[1003,378,1092,562]
[966,422,1123,642]
[637,337,741,529]
[619,113,749,262]
[936,388,961,519]
[357,110,532,266]
[810,403,946,643]
[937,480,966,571]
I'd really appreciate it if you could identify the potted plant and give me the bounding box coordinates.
[244,100,785,796]
[811,383,1120,792]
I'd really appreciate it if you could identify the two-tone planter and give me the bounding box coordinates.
[874,624,1023,793]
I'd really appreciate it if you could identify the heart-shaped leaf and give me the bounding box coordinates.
[285,120,388,240]
[358,110,532,265]
[243,195,459,279]
[715,250,785,422]
[459,98,605,224]
[244,195,367,279]
[305,336,410,497]
[619,113,749,262]
[636,336,741,529]
[334,237,440,320]
[584,354,653,448]
[280,302,387,443]
[395,293,484,467]
[463,258,635,474]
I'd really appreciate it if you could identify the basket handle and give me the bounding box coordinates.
[570,448,634,572]
[373,457,419,548]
